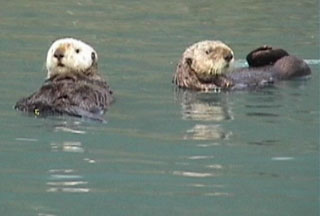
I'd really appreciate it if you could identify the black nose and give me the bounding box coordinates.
[224,53,233,62]
[54,49,64,60]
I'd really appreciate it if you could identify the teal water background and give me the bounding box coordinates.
[0,0,319,215]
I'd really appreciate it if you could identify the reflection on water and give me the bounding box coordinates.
[271,157,294,161]
[47,140,91,193]
[248,139,279,146]
[181,103,230,122]
[174,88,233,141]
[54,127,86,134]
[206,164,223,169]
[187,155,215,160]
[47,169,89,193]
[171,155,231,197]
[38,214,56,216]
[53,120,86,134]
[175,89,233,122]
[173,170,217,178]
[51,141,84,153]
[184,124,231,141]
[15,137,38,142]
[183,183,231,197]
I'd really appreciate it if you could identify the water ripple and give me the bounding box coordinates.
[47,188,90,193]
[206,164,223,169]
[271,157,295,161]
[38,213,56,216]
[47,169,90,193]
[47,181,87,186]
[54,126,86,134]
[172,171,217,178]
[15,137,38,142]
[203,192,232,197]
[246,112,278,117]
[50,141,84,153]
[187,155,215,160]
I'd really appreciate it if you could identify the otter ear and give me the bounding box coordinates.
[185,57,193,66]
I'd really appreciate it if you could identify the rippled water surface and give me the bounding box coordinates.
[0,0,319,215]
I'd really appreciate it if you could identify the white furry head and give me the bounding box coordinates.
[46,38,98,78]
[183,40,234,81]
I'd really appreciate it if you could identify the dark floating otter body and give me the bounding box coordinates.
[15,72,114,121]
[223,55,312,90]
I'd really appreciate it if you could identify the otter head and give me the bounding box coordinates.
[46,38,98,79]
[183,40,234,82]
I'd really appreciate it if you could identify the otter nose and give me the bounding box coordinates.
[224,53,233,62]
[54,49,64,60]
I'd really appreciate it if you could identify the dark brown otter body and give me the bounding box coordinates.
[223,47,311,90]
[15,72,114,121]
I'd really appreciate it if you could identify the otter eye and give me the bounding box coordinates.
[205,49,212,55]
[75,49,80,53]
[91,52,96,61]
[185,57,193,66]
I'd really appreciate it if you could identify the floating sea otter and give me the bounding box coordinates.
[15,38,114,121]
[173,40,311,91]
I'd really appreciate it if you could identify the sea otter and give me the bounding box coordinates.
[173,41,311,91]
[15,38,114,121]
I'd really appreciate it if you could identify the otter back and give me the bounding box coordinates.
[15,73,114,121]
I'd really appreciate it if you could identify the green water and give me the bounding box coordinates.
[0,0,319,215]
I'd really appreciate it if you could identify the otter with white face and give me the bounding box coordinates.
[173,40,234,91]
[15,38,114,121]
[46,38,99,79]
[173,40,311,91]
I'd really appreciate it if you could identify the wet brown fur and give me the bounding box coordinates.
[173,41,234,91]
[15,71,114,120]
[173,59,231,91]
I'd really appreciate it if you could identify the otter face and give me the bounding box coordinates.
[46,38,98,78]
[183,40,234,82]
